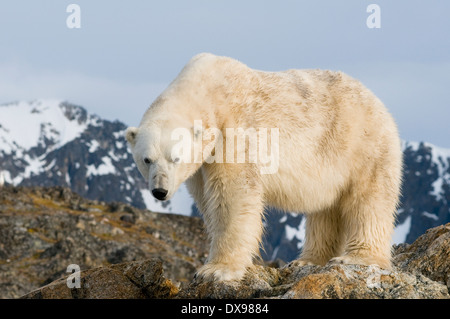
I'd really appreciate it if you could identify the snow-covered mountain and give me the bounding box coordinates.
[0,99,193,215]
[0,99,449,262]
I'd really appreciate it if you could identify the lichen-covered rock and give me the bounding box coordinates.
[2,187,450,299]
[179,262,449,299]
[0,186,208,298]
[23,259,178,299]
[279,264,448,299]
[393,223,450,292]
[22,258,449,299]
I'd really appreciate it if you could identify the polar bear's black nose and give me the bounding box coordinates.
[152,188,168,200]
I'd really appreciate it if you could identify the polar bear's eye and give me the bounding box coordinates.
[173,157,180,163]
[143,157,152,165]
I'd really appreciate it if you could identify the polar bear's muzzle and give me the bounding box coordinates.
[151,188,168,200]
[151,172,170,200]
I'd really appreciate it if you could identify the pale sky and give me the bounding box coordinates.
[1,0,449,147]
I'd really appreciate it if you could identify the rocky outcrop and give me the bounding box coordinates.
[393,222,450,290]
[22,223,450,299]
[182,222,450,299]
[1,186,449,299]
[0,186,208,298]
[181,262,448,299]
[22,252,449,299]
[23,259,178,299]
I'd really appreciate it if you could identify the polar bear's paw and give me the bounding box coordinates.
[194,263,247,282]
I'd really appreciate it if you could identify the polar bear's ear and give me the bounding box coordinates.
[125,127,139,146]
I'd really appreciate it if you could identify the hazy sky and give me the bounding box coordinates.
[1,1,449,147]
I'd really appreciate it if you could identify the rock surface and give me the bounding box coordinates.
[1,186,449,299]
[0,186,208,298]
[182,262,449,299]
[393,222,450,290]
[178,232,450,299]
[24,259,178,299]
[22,254,449,299]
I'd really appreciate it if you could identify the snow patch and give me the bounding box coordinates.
[0,99,89,155]
[392,215,411,245]
[113,130,125,139]
[430,178,445,201]
[89,140,100,153]
[12,153,48,184]
[284,217,306,245]
[422,211,438,221]
[65,172,71,186]
[402,140,420,152]
[425,142,450,202]
[86,157,116,176]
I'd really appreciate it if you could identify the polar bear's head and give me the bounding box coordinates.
[125,117,204,201]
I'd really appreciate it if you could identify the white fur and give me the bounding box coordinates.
[126,53,403,281]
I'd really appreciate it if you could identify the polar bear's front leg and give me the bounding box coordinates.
[196,164,264,282]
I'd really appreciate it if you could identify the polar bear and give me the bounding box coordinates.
[125,53,403,282]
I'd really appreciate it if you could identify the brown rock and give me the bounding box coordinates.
[0,186,208,298]
[22,259,178,299]
[393,222,450,292]
[122,259,179,298]
[179,261,449,299]
[280,264,448,299]
[2,186,450,299]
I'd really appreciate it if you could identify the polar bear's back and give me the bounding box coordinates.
[251,67,399,154]
[178,53,401,183]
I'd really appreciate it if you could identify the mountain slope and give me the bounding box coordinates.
[0,99,192,215]
[400,141,450,241]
